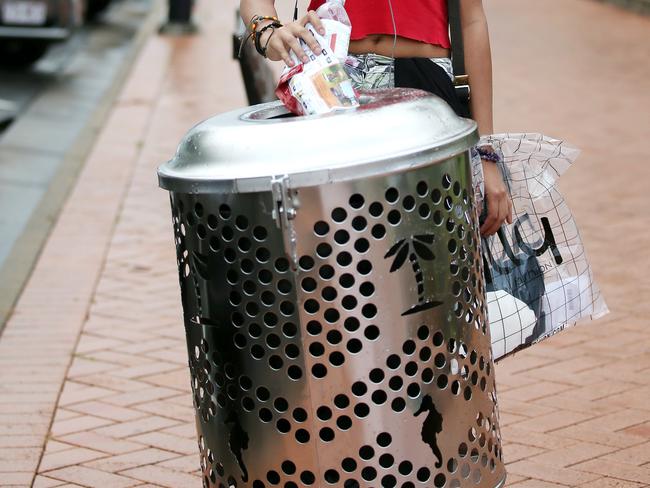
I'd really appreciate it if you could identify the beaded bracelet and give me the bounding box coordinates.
[476,145,502,164]
[248,14,280,33]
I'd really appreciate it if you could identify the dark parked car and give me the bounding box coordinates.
[0,0,84,66]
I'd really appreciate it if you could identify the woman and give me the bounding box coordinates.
[240,0,512,236]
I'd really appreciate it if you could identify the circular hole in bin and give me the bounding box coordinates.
[359,281,374,297]
[342,457,357,473]
[277,279,291,294]
[407,383,421,398]
[264,312,278,327]
[277,418,291,433]
[352,381,368,396]
[243,280,257,296]
[379,453,394,468]
[255,246,271,263]
[209,236,221,252]
[435,353,446,368]
[253,226,267,241]
[304,299,320,314]
[419,347,432,361]
[387,210,401,225]
[389,376,403,391]
[288,365,303,380]
[354,402,370,418]
[352,216,367,231]
[320,427,335,442]
[299,255,315,270]
[319,265,335,280]
[337,415,352,431]
[381,474,397,487]
[417,181,429,197]
[325,469,340,483]
[317,405,333,421]
[219,204,231,220]
[292,407,308,422]
[448,458,459,473]
[307,320,322,335]
[312,363,327,378]
[284,342,299,359]
[437,374,449,389]
[403,340,416,355]
[453,181,462,196]
[302,277,317,293]
[349,193,365,209]
[327,330,342,344]
[301,471,316,485]
[295,428,310,443]
[342,295,357,310]
[377,432,392,447]
[442,173,452,189]
[261,291,276,307]
[242,396,255,411]
[364,325,380,341]
[281,460,296,475]
[251,344,265,359]
[402,195,416,211]
[451,380,461,395]
[274,397,288,412]
[339,273,355,288]
[446,217,456,233]
[259,408,272,422]
[362,467,377,481]
[332,207,347,223]
[235,215,248,231]
[347,338,362,354]
[418,203,431,219]
[334,229,350,245]
[362,304,377,318]
[448,239,458,254]
[321,286,337,301]
[221,226,233,242]
[385,187,399,203]
[386,354,401,369]
[196,224,206,239]
[459,442,468,458]
[434,473,446,487]
[337,252,352,267]
[280,301,295,317]
[314,221,330,236]
[405,361,418,377]
[317,243,333,258]
[266,470,280,484]
[369,368,385,383]
[433,210,443,226]
[269,355,283,370]
[371,224,386,239]
[391,397,406,412]
[357,260,372,275]
[369,202,383,217]
[239,375,252,390]
[372,390,387,404]
[275,258,289,273]
[309,342,325,357]
[464,386,473,401]
[399,461,413,475]
[224,247,237,263]
[344,316,360,331]
[329,351,345,366]
[354,238,370,253]
[258,269,272,284]
[359,445,375,460]
[416,467,431,482]
[256,386,270,401]
[324,309,340,324]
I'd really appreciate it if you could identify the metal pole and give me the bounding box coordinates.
[160,0,197,35]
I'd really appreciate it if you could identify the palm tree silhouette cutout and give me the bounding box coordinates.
[384,234,443,316]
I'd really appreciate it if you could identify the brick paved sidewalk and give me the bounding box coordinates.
[1,0,648,487]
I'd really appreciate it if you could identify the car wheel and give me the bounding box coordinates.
[0,40,49,67]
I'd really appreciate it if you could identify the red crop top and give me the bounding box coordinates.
[306,0,450,49]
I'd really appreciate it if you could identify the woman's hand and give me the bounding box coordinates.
[262,11,325,66]
[480,160,513,236]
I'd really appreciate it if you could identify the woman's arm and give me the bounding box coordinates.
[460,0,512,235]
[459,0,493,135]
[240,0,324,66]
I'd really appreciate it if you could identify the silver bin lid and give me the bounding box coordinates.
[157,88,478,194]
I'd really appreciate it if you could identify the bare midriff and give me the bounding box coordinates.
[349,34,450,58]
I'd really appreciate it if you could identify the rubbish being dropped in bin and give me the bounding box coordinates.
[276,0,359,115]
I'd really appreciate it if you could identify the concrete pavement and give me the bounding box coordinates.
[0,0,648,486]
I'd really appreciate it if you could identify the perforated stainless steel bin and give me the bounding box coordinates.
[158,89,506,488]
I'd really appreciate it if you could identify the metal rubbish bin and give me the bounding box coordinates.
[158,89,506,488]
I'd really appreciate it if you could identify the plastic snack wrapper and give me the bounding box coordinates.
[472,133,609,360]
[275,19,359,116]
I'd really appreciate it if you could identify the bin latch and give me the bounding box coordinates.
[271,176,300,270]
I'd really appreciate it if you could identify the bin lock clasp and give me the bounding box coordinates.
[271,176,300,270]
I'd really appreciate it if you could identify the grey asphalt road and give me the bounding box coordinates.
[0,0,160,328]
